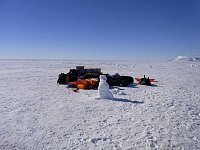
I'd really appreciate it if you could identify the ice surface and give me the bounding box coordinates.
[0,59,200,149]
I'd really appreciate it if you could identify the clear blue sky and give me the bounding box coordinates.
[0,0,200,60]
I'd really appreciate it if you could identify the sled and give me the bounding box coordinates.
[135,77,156,83]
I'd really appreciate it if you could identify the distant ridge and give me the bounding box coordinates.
[175,56,200,61]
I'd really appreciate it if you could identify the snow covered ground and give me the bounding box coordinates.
[0,59,200,150]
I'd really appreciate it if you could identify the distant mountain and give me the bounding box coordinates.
[175,56,200,61]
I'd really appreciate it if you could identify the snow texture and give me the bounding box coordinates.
[0,59,200,150]
[98,75,114,100]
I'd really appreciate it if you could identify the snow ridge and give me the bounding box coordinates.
[175,56,200,61]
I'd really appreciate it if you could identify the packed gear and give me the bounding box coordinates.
[57,66,134,90]
[57,66,102,85]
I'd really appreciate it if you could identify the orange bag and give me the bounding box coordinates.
[77,79,88,85]
[71,79,98,89]
[85,79,97,86]
[77,84,86,89]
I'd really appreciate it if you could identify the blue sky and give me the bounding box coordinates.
[0,0,200,60]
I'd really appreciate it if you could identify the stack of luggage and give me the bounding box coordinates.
[57,66,134,89]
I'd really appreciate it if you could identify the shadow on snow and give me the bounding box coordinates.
[110,98,144,104]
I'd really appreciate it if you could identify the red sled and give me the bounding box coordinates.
[135,77,156,83]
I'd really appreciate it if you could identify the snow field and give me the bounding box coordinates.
[0,59,200,149]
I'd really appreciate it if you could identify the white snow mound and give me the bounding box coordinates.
[98,75,114,100]
[175,56,200,61]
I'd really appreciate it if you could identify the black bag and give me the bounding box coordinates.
[106,74,133,87]
[83,72,102,79]
[140,75,151,86]
[57,73,77,85]
[69,69,79,77]
[57,73,67,84]
[119,76,134,87]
